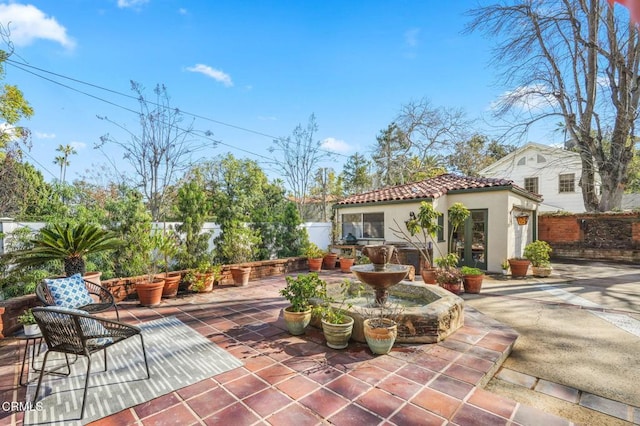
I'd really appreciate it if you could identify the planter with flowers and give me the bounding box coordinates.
[434,254,463,295]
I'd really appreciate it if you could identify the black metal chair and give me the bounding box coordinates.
[36,278,120,320]
[31,307,150,419]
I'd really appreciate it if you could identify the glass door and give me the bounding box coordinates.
[456,210,487,269]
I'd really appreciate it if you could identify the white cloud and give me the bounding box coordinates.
[491,84,558,111]
[404,28,420,47]
[35,131,56,139]
[321,137,350,154]
[178,8,188,15]
[186,64,233,87]
[117,0,149,9]
[70,141,86,150]
[0,4,75,49]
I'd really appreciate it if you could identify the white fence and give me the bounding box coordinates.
[0,219,332,256]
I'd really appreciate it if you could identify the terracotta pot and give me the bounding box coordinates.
[157,272,181,298]
[323,253,338,269]
[532,266,552,277]
[508,259,531,278]
[440,281,463,295]
[231,266,251,286]
[321,316,354,349]
[137,279,164,307]
[463,274,484,294]
[193,272,215,292]
[83,271,102,286]
[339,257,355,273]
[308,258,323,272]
[283,306,312,335]
[363,318,397,355]
[421,267,437,284]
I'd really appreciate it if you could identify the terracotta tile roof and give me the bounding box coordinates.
[336,173,534,205]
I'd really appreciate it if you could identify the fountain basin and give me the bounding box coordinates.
[350,264,410,291]
[311,281,464,344]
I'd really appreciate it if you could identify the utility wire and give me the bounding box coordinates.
[6,58,350,160]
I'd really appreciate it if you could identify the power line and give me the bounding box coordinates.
[6,58,351,160]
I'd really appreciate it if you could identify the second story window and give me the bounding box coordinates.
[524,177,539,194]
[559,173,575,193]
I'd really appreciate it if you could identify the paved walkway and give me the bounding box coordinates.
[0,268,637,425]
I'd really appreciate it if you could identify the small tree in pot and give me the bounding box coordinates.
[280,273,326,335]
[524,240,553,277]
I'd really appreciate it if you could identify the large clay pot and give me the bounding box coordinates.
[440,281,463,295]
[137,279,164,307]
[420,267,437,284]
[83,271,102,286]
[462,274,484,294]
[339,257,355,273]
[509,259,531,278]
[231,266,251,286]
[308,258,323,272]
[157,272,181,298]
[323,253,338,270]
[193,272,215,292]
[283,306,312,335]
[321,316,354,349]
[363,318,397,355]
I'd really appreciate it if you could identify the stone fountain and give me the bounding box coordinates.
[316,244,465,343]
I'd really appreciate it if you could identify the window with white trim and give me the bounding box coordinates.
[341,213,384,239]
[524,177,539,194]
[559,173,575,193]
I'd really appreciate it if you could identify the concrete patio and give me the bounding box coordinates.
[0,270,633,425]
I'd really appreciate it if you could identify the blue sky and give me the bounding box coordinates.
[0,1,554,184]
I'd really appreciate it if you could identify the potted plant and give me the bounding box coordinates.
[6,222,121,277]
[339,247,356,273]
[189,261,221,292]
[524,240,553,277]
[279,273,325,335]
[460,266,484,294]
[136,234,166,307]
[304,243,325,272]
[508,257,531,278]
[390,201,443,284]
[152,229,181,298]
[217,223,258,286]
[500,259,510,276]
[314,279,354,350]
[434,254,463,294]
[362,302,402,355]
[18,308,40,336]
[323,249,338,270]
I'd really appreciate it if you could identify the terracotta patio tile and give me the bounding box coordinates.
[243,353,277,372]
[443,363,485,385]
[412,354,450,372]
[264,402,323,426]
[328,403,382,425]
[326,374,372,400]
[513,403,572,426]
[396,364,437,385]
[535,379,579,403]
[475,336,511,352]
[467,345,502,362]
[411,387,461,418]
[580,392,630,420]
[455,353,494,373]
[243,387,293,418]
[275,375,319,400]
[366,355,406,372]
[88,408,137,426]
[429,374,474,400]
[254,363,296,385]
[223,374,269,399]
[176,378,218,400]
[377,374,423,400]
[281,357,322,373]
[467,388,517,419]
[495,368,536,389]
[304,365,344,385]
[203,401,260,426]
[349,364,390,386]
[438,338,472,354]
[429,345,462,362]
[390,402,446,426]
[142,402,199,425]
[134,392,182,419]
[300,387,349,418]
[186,386,237,419]
[213,367,250,385]
[451,403,509,425]
[356,387,404,418]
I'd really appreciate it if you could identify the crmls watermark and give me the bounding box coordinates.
[1,401,44,412]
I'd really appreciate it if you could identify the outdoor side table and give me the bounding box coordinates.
[14,330,73,386]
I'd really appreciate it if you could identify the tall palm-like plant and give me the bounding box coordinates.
[7,223,122,276]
